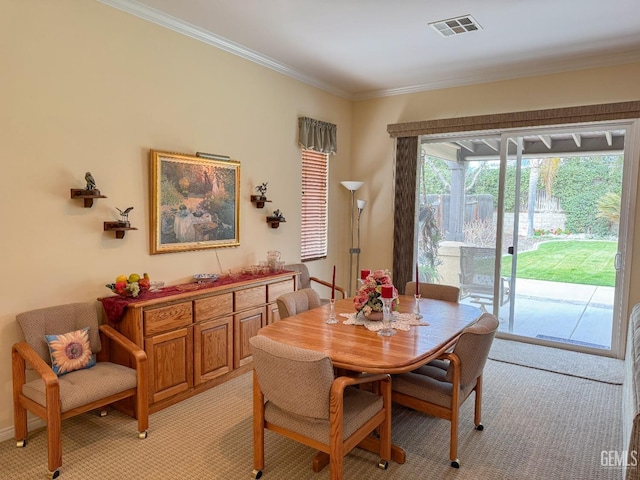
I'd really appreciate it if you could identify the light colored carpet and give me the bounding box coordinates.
[489,338,624,384]
[0,355,623,479]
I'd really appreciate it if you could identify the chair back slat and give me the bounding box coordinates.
[250,336,334,419]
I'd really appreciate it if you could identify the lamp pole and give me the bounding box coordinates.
[341,181,364,296]
[356,199,367,291]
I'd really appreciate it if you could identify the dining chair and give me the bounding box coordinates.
[284,263,346,304]
[405,281,460,302]
[391,312,498,468]
[12,302,148,479]
[276,288,322,320]
[249,335,391,480]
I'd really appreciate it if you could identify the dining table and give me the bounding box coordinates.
[256,294,484,469]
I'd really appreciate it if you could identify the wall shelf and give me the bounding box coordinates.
[251,195,271,209]
[70,189,107,208]
[104,221,137,239]
[266,217,285,229]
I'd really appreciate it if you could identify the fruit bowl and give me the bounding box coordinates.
[105,282,147,298]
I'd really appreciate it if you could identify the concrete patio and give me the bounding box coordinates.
[460,278,615,350]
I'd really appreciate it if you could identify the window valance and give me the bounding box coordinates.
[298,117,337,154]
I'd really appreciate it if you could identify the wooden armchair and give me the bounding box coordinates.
[12,303,148,478]
[249,335,391,480]
[392,313,498,468]
[284,263,346,304]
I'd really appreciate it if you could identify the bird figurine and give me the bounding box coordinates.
[85,172,96,190]
[116,206,134,225]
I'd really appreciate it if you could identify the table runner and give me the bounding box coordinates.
[101,271,293,324]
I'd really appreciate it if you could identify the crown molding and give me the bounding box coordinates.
[98,0,353,99]
[354,49,640,101]
[99,0,640,102]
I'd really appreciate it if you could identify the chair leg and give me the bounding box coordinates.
[13,401,28,447]
[46,404,62,477]
[252,372,265,477]
[474,376,483,428]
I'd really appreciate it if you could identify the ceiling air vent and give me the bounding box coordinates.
[429,15,482,37]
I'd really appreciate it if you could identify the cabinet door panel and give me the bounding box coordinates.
[194,316,233,384]
[234,306,266,368]
[145,327,193,403]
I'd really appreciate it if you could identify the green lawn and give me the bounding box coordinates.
[505,240,617,287]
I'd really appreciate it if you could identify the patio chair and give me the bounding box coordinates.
[392,312,498,468]
[459,246,511,311]
[249,335,391,480]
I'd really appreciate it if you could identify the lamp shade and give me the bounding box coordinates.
[340,181,364,191]
[357,199,367,210]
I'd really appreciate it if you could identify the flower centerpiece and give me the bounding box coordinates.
[353,269,399,319]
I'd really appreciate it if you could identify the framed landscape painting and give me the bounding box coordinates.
[150,150,240,254]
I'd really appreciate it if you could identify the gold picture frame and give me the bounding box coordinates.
[150,150,240,254]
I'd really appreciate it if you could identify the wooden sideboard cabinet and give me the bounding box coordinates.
[105,272,295,413]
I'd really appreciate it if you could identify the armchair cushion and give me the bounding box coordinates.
[264,387,383,444]
[22,362,137,412]
[45,327,96,376]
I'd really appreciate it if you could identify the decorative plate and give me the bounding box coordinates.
[193,273,218,282]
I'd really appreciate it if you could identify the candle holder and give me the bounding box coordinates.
[326,299,338,324]
[413,294,423,320]
[377,297,396,337]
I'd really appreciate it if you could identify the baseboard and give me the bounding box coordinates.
[0,418,45,443]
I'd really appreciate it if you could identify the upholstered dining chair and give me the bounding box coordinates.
[276,288,322,320]
[12,302,148,479]
[405,281,460,303]
[249,335,391,480]
[284,263,346,304]
[391,312,498,468]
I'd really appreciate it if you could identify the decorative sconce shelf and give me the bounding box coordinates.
[70,189,107,208]
[266,217,285,229]
[251,195,272,209]
[104,221,137,239]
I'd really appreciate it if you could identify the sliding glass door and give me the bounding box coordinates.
[417,121,636,357]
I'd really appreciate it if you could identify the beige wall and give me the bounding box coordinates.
[0,1,353,435]
[2,0,640,438]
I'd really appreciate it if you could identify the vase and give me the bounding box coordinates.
[364,311,383,321]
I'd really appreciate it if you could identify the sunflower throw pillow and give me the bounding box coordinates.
[45,327,96,376]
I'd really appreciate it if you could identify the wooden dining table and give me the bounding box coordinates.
[256,294,484,468]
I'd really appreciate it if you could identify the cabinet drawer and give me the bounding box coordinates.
[194,293,233,323]
[267,279,295,302]
[144,302,193,336]
[235,285,266,311]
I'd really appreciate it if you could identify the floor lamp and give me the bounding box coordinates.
[341,181,364,296]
